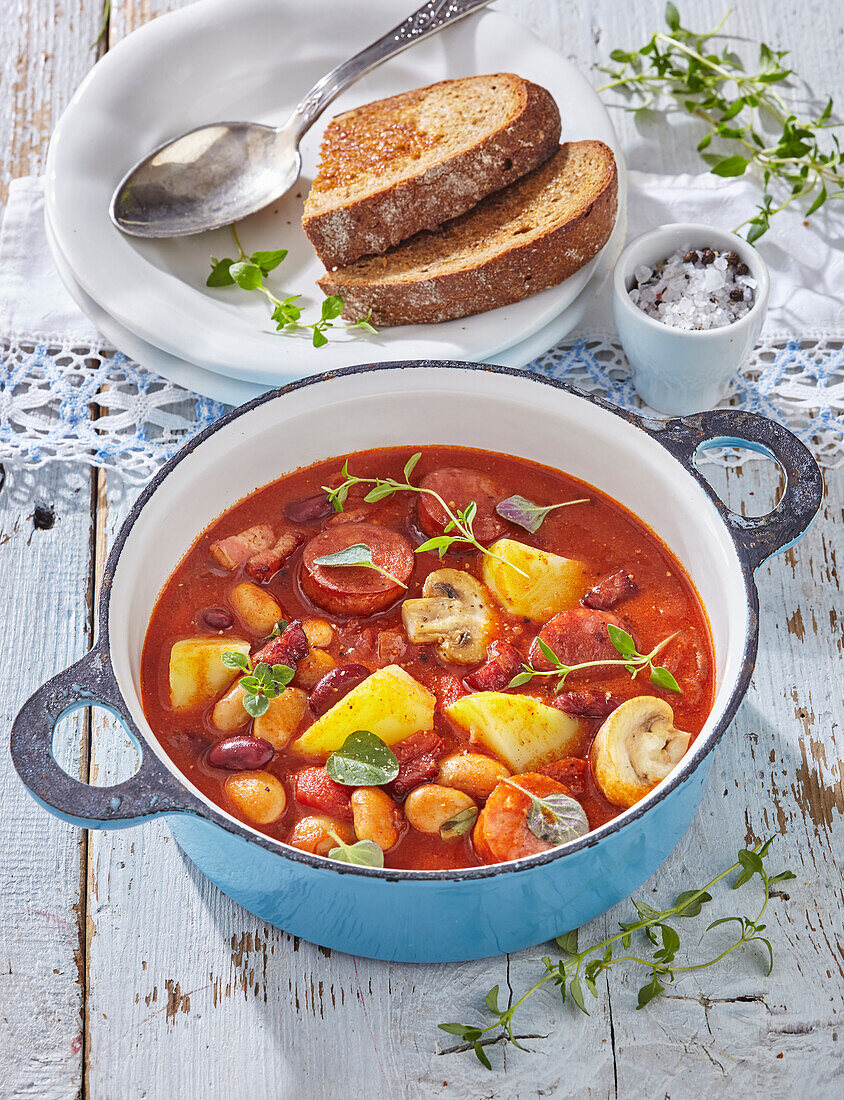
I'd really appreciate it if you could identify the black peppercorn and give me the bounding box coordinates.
[725,250,741,266]
[683,250,699,264]
[700,248,716,265]
[735,261,750,276]
[730,288,745,302]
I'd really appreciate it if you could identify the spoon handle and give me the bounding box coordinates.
[292,0,494,138]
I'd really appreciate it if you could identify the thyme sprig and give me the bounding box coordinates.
[207,226,377,347]
[322,453,529,578]
[509,625,681,694]
[439,838,795,1069]
[599,4,842,241]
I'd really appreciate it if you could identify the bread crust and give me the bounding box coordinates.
[303,77,561,269]
[318,142,618,327]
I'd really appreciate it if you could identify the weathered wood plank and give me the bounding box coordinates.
[0,464,95,1099]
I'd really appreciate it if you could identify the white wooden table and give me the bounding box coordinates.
[1,2,841,1096]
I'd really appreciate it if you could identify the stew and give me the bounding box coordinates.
[141,446,715,870]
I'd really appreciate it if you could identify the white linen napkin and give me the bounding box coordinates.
[2,171,841,349]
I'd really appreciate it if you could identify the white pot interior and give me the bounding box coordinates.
[108,367,751,838]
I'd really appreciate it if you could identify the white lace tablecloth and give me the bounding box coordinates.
[1,173,842,484]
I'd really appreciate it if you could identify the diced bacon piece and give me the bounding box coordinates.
[538,757,590,797]
[293,767,353,818]
[582,570,637,611]
[210,524,275,570]
[553,690,620,719]
[463,641,523,692]
[244,530,305,583]
[386,731,448,799]
[252,620,310,666]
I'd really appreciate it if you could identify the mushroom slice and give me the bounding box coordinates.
[401,569,495,665]
[591,696,690,808]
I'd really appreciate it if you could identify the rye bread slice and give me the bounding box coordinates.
[318,141,618,327]
[303,74,561,269]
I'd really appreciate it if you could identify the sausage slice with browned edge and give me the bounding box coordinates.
[530,608,626,672]
[301,522,414,616]
[416,468,506,544]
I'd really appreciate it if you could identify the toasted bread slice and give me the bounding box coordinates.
[303,74,561,268]
[318,141,618,327]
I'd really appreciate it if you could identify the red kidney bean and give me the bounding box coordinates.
[201,606,234,631]
[252,620,310,666]
[553,690,621,719]
[463,641,523,692]
[284,493,334,524]
[207,734,274,770]
[309,663,370,716]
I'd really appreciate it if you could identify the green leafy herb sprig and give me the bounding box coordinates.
[325,730,399,787]
[502,778,589,846]
[496,494,590,535]
[221,650,295,717]
[510,625,681,694]
[323,453,529,578]
[599,4,842,241]
[327,830,384,868]
[440,838,795,1069]
[91,0,110,48]
[312,542,408,589]
[207,226,377,347]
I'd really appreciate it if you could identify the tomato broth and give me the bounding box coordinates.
[141,446,715,870]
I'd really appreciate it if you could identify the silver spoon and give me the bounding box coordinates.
[110,0,493,238]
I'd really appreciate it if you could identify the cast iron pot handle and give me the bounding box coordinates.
[11,643,205,828]
[650,409,823,571]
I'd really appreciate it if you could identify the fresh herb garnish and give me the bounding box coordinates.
[440,806,479,841]
[325,730,400,787]
[312,542,408,589]
[495,494,590,534]
[221,650,295,717]
[599,4,842,242]
[207,226,378,347]
[265,619,290,640]
[326,830,385,868]
[323,454,529,578]
[439,838,795,1068]
[91,0,110,48]
[509,626,681,694]
[502,778,589,846]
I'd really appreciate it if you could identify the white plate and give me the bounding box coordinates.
[45,213,266,406]
[46,0,626,386]
[46,194,625,404]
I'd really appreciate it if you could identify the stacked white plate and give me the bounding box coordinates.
[45,0,626,406]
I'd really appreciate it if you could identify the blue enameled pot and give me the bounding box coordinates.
[10,364,822,962]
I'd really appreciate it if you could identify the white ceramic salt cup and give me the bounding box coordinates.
[612,223,770,415]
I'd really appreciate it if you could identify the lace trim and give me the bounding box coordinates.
[0,332,841,483]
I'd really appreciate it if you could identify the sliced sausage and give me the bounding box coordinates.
[553,690,621,719]
[416,468,505,545]
[582,570,636,611]
[473,773,573,864]
[463,641,523,692]
[301,522,414,616]
[530,609,626,672]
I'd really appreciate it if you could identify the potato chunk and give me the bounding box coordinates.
[445,692,582,773]
[482,538,588,621]
[169,638,250,710]
[291,665,435,757]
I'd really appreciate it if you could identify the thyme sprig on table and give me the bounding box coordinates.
[323,453,529,578]
[207,226,377,347]
[509,625,681,694]
[599,4,843,241]
[440,838,795,1069]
